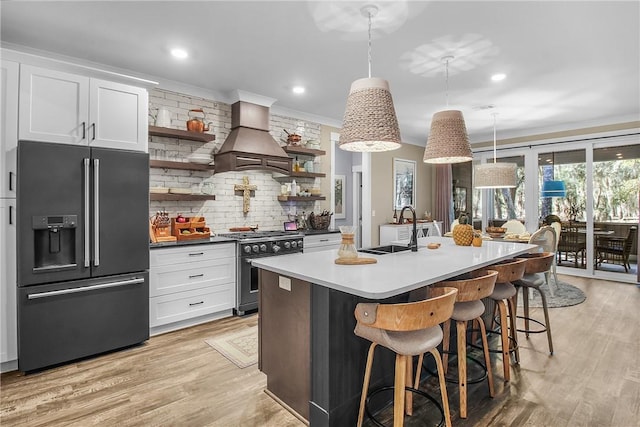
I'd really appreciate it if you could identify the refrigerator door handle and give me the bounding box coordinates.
[84,158,90,268]
[94,158,100,267]
[27,277,145,300]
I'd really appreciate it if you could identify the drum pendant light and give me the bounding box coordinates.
[474,113,517,188]
[339,5,402,152]
[423,56,473,164]
[541,152,566,197]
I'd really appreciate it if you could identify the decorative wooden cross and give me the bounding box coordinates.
[234,176,257,214]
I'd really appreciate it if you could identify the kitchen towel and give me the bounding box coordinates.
[205,326,258,369]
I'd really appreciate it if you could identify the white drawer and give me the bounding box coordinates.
[150,258,236,297]
[304,233,342,245]
[149,285,235,327]
[150,243,235,267]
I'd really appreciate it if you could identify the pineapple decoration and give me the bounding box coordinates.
[453,213,474,246]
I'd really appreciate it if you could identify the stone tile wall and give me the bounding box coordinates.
[148,89,323,234]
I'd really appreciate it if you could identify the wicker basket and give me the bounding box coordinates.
[309,212,332,230]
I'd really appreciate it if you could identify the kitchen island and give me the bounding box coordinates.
[253,236,537,426]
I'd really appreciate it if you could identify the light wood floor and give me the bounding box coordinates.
[1,276,639,426]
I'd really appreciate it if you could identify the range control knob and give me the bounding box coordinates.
[291,241,297,248]
[260,244,267,252]
[272,244,281,253]
[284,241,291,249]
[252,245,259,253]
[243,245,252,254]
[297,240,303,249]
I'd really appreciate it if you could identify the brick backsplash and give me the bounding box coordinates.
[149,89,323,234]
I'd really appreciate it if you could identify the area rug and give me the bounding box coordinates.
[518,276,586,308]
[205,326,258,369]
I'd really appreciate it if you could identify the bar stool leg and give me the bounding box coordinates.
[428,348,452,427]
[357,343,377,427]
[442,319,451,374]
[539,289,554,354]
[507,296,520,364]
[523,286,530,338]
[496,299,511,381]
[394,354,407,427]
[456,320,468,418]
[476,317,495,397]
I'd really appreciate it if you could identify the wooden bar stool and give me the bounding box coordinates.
[514,252,555,355]
[354,287,458,427]
[474,258,527,382]
[434,270,498,419]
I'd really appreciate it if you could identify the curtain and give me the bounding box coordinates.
[435,164,453,233]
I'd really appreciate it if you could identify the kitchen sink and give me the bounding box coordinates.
[358,244,412,255]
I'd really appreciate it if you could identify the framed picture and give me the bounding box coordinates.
[454,186,467,213]
[393,158,416,210]
[334,175,346,219]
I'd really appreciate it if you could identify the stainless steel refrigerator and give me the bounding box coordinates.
[16,140,149,372]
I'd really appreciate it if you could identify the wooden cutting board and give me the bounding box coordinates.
[334,257,377,265]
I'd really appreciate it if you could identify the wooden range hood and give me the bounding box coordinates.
[214,101,292,175]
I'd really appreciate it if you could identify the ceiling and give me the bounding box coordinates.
[2,1,639,146]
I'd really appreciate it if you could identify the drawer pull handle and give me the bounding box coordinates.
[189,301,204,306]
[189,273,204,279]
[188,252,204,256]
[319,239,329,242]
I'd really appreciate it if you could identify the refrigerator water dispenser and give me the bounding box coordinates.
[32,215,77,271]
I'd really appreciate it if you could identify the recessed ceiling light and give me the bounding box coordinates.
[491,73,506,82]
[292,86,305,94]
[170,48,188,59]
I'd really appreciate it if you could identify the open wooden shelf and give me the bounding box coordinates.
[150,193,216,201]
[277,195,326,202]
[149,126,216,142]
[283,146,325,157]
[290,171,326,178]
[149,159,214,171]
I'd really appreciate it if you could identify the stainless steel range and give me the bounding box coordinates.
[217,230,304,315]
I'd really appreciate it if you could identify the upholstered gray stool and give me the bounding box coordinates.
[354,287,458,427]
[474,258,527,382]
[435,270,498,419]
[514,252,555,355]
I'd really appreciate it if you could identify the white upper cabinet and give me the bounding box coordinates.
[19,65,148,152]
[1,60,19,198]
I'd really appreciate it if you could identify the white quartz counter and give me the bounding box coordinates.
[252,236,537,299]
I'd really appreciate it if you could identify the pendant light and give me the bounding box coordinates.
[474,113,517,188]
[339,5,402,152]
[423,56,473,164]
[541,152,566,197]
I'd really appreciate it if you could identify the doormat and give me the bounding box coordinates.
[205,326,258,369]
[518,277,586,308]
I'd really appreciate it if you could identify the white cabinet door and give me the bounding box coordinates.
[19,65,89,145]
[0,200,17,363]
[89,79,148,152]
[1,60,19,198]
[19,65,148,152]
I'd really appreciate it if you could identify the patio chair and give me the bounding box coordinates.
[557,222,586,268]
[596,226,637,273]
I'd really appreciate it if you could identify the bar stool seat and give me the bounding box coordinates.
[433,270,498,419]
[354,287,458,427]
[473,258,527,382]
[514,252,555,355]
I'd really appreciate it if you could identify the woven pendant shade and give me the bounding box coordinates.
[339,77,402,152]
[474,162,517,188]
[423,110,473,163]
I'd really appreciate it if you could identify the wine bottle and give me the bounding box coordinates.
[392,210,398,224]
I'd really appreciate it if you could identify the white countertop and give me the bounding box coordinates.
[252,236,537,299]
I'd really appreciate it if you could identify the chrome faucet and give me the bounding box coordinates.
[398,206,418,252]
